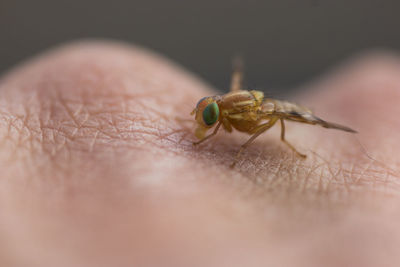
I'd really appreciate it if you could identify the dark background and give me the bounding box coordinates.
[1,0,399,94]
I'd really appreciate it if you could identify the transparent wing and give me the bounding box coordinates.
[267,99,357,133]
[285,111,357,133]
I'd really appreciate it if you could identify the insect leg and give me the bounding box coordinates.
[193,122,222,145]
[230,118,278,168]
[230,57,243,92]
[280,119,306,158]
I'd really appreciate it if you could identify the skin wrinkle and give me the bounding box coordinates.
[0,50,200,180]
[301,162,325,193]
[0,119,394,199]
[343,163,354,194]
[0,109,44,161]
[326,163,342,194]
[50,91,186,155]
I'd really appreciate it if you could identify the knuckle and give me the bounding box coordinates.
[0,42,198,163]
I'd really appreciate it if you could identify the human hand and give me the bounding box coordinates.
[1,41,399,266]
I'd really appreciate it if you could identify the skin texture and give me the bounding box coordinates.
[0,41,399,267]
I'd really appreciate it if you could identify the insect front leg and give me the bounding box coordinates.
[231,118,278,168]
[280,119,306,158]
[193,122,222,146]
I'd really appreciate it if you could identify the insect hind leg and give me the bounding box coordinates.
[280,119,307,158]
[230,57,243,92]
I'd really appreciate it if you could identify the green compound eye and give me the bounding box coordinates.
[202,102,219,126]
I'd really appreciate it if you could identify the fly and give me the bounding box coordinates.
[191,60,357,167]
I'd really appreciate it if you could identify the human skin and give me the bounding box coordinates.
[0,41,399,267]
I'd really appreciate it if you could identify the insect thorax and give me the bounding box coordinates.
[219,90,263,110]
[218,90,265,133]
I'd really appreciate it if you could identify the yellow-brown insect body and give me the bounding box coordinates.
[191,60,356,166]
[192,89,356,140]
[218,90,264,133]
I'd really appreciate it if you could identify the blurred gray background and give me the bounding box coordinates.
[1,0,399,94]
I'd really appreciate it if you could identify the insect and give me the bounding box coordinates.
[191,60,357,167]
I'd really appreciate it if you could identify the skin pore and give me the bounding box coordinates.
[0,41,399,266]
